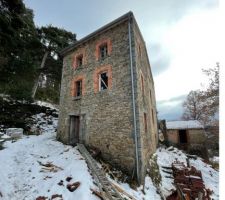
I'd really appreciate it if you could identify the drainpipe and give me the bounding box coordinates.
[128,15,140,183]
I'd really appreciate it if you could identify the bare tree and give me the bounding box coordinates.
[182,63,219,126]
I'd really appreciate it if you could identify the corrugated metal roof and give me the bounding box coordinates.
[166,120,204,129]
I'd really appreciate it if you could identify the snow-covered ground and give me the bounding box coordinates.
[156,146,219,200]
[0,108,219,200]
[0,114,99,200]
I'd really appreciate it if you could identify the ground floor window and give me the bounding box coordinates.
[75,80,82,97]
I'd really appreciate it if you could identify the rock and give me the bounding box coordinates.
[6,128,23,138]
[66,176,72,182]
[66,182,80,192]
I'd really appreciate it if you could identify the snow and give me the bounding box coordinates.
[0,114,99,200]
[156,146,219,199]
[33,100,59,110]
[1,134,11,139]
[6,128,23,138]
[166,120,204,129]
[189,158,219,200]
[112,176,161,200]
[0,103,219,200]
[156,147,187,197]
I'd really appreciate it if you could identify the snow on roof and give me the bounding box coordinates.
[166,120,204,130]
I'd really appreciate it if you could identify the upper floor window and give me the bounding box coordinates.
[140,72,144,95]
[150,89,152,104]
[144,113,147,132]
[71,75,85,98]
[99,72,108,91]
[75,80,82,97]
[151,109,155,125]
[95,38,112,61]
[72,48,86,69]
[99,44,108,60]
[93,64,112,93]
[76,54,83,67]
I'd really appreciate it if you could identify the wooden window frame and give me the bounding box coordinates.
[71,75,85,98]
[98,71,108,91]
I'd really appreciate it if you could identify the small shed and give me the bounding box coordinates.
[166,120,205,148]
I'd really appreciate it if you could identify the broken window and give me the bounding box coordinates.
[99,72,108,91]
[75,80,82,97]
[144,113,147,132]
[99,44,108,59]
[76,54,83,67]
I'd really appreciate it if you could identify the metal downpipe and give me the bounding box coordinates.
[128,16,140,183]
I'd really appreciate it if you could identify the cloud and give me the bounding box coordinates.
[157,95,187,120]
[149,43,171,76]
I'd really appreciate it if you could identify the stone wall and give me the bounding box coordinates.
[167,129,179,144]
[57,14,158,183]
[132,19,158,182]
[57,21,136,174]
[166,129,206,145]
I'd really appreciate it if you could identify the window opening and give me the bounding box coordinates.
[144,113,147,132]
[151,109,154,125]
[150,89,152,104]
[99,44,108,59]
[76,55,83,67]
[141,74,144,95]
[76,80,82,97]
[99,72,108,91]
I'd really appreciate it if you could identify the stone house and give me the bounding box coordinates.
[57,12,158,183]
[166,120,206,151]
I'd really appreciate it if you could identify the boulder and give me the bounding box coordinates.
[6,128,23,138]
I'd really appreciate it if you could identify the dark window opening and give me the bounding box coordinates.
[76,80,82,97]
[179,130,188,144]
[99,72,108,91]
[141,74,144,95]
[151,109,154,125]
[99,44,108,59]
[150,89,152,104]
[144,113,147,132]
[76,55,83,67]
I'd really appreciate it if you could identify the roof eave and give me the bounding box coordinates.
[60,11,133,57]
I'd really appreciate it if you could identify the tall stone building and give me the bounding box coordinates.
[57,12,158,183]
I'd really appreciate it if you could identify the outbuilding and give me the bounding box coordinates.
[166,120,205,149]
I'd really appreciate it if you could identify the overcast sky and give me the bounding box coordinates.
[24,0,220,120]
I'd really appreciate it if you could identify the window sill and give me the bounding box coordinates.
[72,96,82,101]
[74,65,84,70]
[98,55,110,61]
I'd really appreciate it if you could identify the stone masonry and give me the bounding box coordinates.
[57,12,158,184]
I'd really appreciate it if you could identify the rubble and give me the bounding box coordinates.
[167,161,212,200]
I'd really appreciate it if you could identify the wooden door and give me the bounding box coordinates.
[70,116,80,145]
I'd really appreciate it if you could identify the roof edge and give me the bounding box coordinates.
[60,11,134,57]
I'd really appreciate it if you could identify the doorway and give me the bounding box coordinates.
[179,130,188,144]
[69,116,80,145]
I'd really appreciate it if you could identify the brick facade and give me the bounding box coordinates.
[57,12,158,184]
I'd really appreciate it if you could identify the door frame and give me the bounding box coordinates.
[68,114,86,145]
